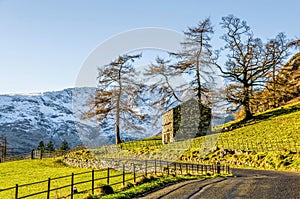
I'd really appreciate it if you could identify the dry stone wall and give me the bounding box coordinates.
[162,99,211,144]
[62,157,150,173]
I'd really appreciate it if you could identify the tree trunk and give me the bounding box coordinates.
[243,86,253,121]
[115,86,121,144]
[115,65,123,144]
[243,105,253,121]
[196,37,202,104]
[115,97,122,144]
[115,122,121,144]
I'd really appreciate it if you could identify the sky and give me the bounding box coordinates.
[0,0,299,94]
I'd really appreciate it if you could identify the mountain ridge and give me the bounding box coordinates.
[0,87,150,155]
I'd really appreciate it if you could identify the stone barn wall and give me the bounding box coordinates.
[162,99,211,144]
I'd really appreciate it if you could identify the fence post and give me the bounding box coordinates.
[186,163,188,174]
[145,160,147,176]
[154,159,157,175]
[47,178,51,199]
[15,184,18,199]
[217,162,221,175]
[92,170,95,195]
[31,149,34,160]
[160,160,162,176]
[180,163,182,175]
[167,162,169,175]
[40,150,43,159]
[123,164,125,186]
[107,168,110,185]
[174,163,177,176]
[133,164,136,183]
[71,173,74,199]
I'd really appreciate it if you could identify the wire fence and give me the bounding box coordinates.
[0,158,230,199]
[0,150,66,163]
[95,134,299,162]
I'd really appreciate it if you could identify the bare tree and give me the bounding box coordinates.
[144,57,182,112]
[171,18,216,105]
[216,15,290,120]
[84,54,147,144]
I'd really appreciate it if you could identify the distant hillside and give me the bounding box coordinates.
[0,87,151,154]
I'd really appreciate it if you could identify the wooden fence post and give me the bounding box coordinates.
[70,173,74,199]
[186,163,188,174]
[40,150,43,159]
[160,160,162,175]
[15,184,18,199]
[217,162,221,175]
[92,170,95,195]
[123,164,125,186]
[47,178,51,199]
[133,164,136,183]
[180,163,182,175]
[31,149,34,160]
[154,159,157,175]
[174,163,177,176]
[167,162,169,176]
[107,168,110,185]
[145,160,147,176]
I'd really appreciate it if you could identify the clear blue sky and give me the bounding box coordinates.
[0,0,299,94]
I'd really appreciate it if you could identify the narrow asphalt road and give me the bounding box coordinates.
[135,169,300,199]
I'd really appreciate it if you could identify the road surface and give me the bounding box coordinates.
[135,168,300,199]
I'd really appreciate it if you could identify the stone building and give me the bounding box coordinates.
[162,98,211,144]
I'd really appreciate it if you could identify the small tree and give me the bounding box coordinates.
[37,141,46,152]
[60,140,70,151]
[46,141,55,152]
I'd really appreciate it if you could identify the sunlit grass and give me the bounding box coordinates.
[0,158,130,199]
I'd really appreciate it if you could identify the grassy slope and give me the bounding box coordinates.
[0,159,127,199]
[96,102,300,171]
[0,157,226,199]
[216,101,300,151]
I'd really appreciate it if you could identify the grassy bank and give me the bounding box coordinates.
[94,102,300,171]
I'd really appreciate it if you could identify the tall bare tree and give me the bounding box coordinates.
[84,54,146,144]
[171,18,216,105]
[216,15,290,120]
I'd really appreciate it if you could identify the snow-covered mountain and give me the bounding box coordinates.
[0,87,154,155]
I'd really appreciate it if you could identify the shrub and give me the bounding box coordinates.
[96,184,114,196]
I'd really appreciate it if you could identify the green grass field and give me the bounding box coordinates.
[0,158,224,199]
[0,158,132,199]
